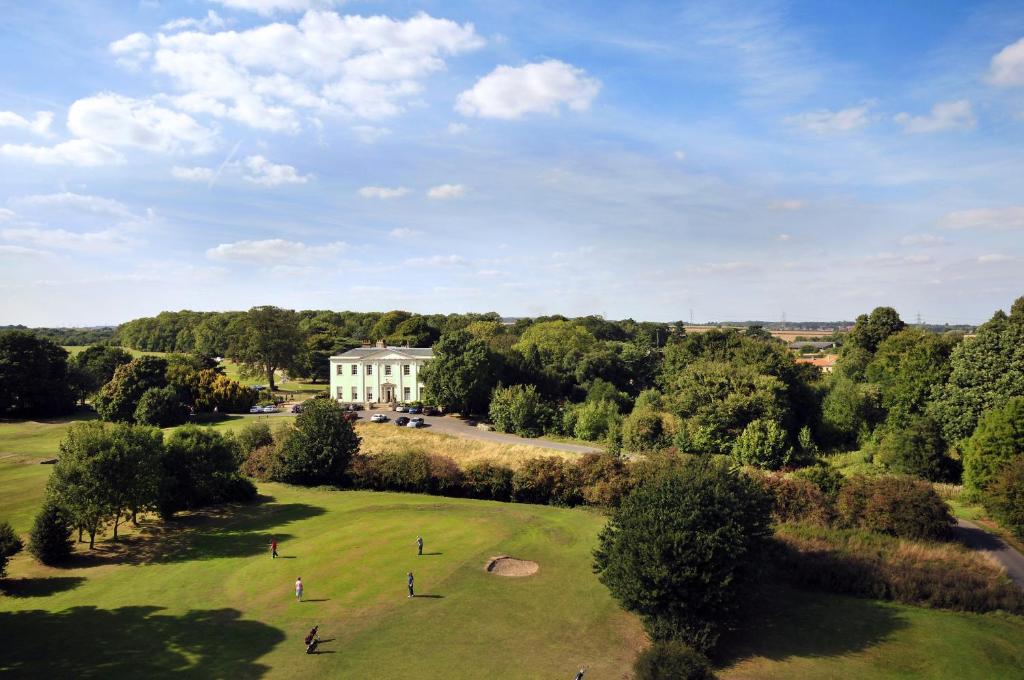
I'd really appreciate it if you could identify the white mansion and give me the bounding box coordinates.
[329,341,433,405]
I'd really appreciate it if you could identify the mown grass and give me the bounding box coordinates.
[61,346,168,359]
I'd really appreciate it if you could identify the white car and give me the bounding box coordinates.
[261,405,279,413]
[406,417,424,428]
[394,405,408,412]
[249,406,262,413]
[371,413,389,423]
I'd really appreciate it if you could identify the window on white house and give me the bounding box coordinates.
[366,365,373,375]
[366,388,373,401]
[351,387,357,400]
[350,364,357,375]
[385,364,392,376]
[336,364,343,375]
[403,364,410,375]
[337,387,344,398]
[403,386,410,400]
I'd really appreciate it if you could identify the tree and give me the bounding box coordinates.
[28,501,73,565]
[633,641,717,680]
[69,345,133,401]
[48,422,116,548]
[104,423,164,531]
[134,385,188,427]
[226,306,304,391]
[388,315,440,347]
[420,330,500,415]
[875,416,954,482]
[488,384,551,437]
[569,400,622,441]
[159,426,250,516]
[847,306,906,354]
[93,356,169,423]
[622,408,666,453]
[594,458,772,651]
[963,397,1024,493]
[984,458,1024,539]
[0,330,75,417]
[865,328,957,428]
[276,398,360,485]
[732,418,793,470]
[820,376,882,449]
[0,521,23,579]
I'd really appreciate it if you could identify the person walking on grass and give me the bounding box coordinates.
[295,577,303,602]
[407,572,415,598]
[416,535,423,556]
[270,537,278,559]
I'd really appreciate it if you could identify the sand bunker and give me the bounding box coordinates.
[485,555,539,577]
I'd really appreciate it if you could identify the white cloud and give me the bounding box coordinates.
[688,261,751,274]
[12,193,136,220]
[162,11,226,32]
[988,37,1024,87]
[673,149,686,160]
[206,238,347,263]
[109,32,153,69]
[172,166,216,182]
[784,103,871,133]
[0,110,53,137]
[895,99,975,134]
[359,186,408,199]
[351,125,390,144]
[111,11,483,132]
[939,206,1024,230]
[0,244,50,258]
[426,183,466,199]
[405,254,467,266]
[899,233,946,246]
[777,233,792,241]
[0,227,136,254]
[68,93,218,153]
[0,208,14,222]
[456,60,601,120]
[447,122,468,135]
[210,0,339,15]
[0,139,123,166]
[389,228,422,239]
[242,155,310,186]
[863,252,933,265]
[771,199,804,210]
[978,254,1012,263]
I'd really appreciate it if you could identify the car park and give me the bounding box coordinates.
[395,416,410,426]
[407,417,424,428]
[370,413,389,423]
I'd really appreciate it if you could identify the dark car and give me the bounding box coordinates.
[291,404,303,413]
[395,416,410,426]
[407,406,422,414]
[342,411,360,422]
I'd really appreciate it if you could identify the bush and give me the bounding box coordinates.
[28,501,73,565]
[622,408,667,453]
[216,474,258,503]
[241,444,284,482]
[875,416,955,482]
[462,461,514,501]
[134,385,188,427]
[633,641,716,680]
[594,457,773,651]
[0,521,23,578]
[369,450,433,492]
[571,400,621,441]
[234,421,275,459]
[984,457,1024,539]
[793,463,845,500]
[963,397,1024,493]
[511,457,582,506]
[577,452,632,507]
[277,398,360,485]
[732,418,793,470]
[837,475,953,541]
[756,473,832,526]
[426,453,464,495]
[488,384,552,437]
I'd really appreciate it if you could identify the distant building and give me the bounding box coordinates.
[796,355,838,373]
[329,341,433,405]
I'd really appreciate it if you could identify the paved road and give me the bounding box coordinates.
[955,518,1024,590]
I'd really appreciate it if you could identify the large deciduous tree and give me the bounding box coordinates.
[962,397,1024,494]
[276,398,360,485]
[158,426,253,517]
[226,306,304,391]
[421,330,500,415]
[69,345,133,402]
[0,330,75,417]
[93,356,169,423]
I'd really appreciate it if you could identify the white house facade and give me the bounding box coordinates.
[328,342,433,405]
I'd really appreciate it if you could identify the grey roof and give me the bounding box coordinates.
[330,346,434,360]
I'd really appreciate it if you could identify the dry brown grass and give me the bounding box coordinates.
[353,423,579,469]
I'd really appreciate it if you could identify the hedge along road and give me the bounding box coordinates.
[955,519,1024,590]
[246,410,601,455]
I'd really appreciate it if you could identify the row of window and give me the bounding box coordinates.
[338,386,413,401]
[337,363,413,376]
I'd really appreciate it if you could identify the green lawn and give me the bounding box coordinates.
[62,346,169,359]
[0,410,96,462]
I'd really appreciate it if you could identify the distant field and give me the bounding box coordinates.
[682,326,835,341]
[61,345,169,358]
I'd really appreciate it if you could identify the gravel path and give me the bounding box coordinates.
[955,518,1024,590]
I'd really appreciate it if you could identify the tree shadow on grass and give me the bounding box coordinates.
[0,605,284,678]
[67,499,326,568]
[0,576,85,598]
[715,585,908,667]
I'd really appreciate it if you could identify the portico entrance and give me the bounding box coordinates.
[382,383,397,403]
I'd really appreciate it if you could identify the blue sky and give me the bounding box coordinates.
[1,0,1023,326]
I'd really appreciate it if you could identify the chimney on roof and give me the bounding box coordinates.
[376,339,386,349]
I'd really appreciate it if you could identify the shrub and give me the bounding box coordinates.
[633,641,716,680]
[511,457,583,506]
[371,450,433,492]
[622,408,667,453]
[0,521,23,578]
[732,418,793,470]
[216,474,258,503]
[577,452,632,507]
[837,475,954,541]
[793,463,845,500]
[462,461,514,501]
[134,385,188,427]
[488,384,552,437]
[571,400,622,441]
[757,473,832,526]
[276,398,360,485]
[594,457,773,651]
[983,457,1024,539]
[963,398,1024,493]
[241,444,284,482]
[426,453,464,495]
[875,416,955,482]
[234,421,275,459]
[28,501,73,565]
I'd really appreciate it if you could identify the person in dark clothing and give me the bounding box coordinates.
[574,667,587,680]
[407,572,415,598]
[416,536,423,556]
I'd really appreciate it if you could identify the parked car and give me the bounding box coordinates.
[249,405,262,414]
[346,403,363,411]
[407,417,424,428]
[290,404,303,413]
[465,419,478,427]
[261,405,279,413]
[394,405,407,412]
[423,406,438,416]
[343,411,360,422]
[395,416,410,426]
[370,413,389,423]
[407,406,422,414]
[253,385,266,392]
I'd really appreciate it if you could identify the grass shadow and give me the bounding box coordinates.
[715,585,908,667]
[414,594,444,599]
[0,576,85,598]
[421,552,443,556]
[0,605,284,678]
